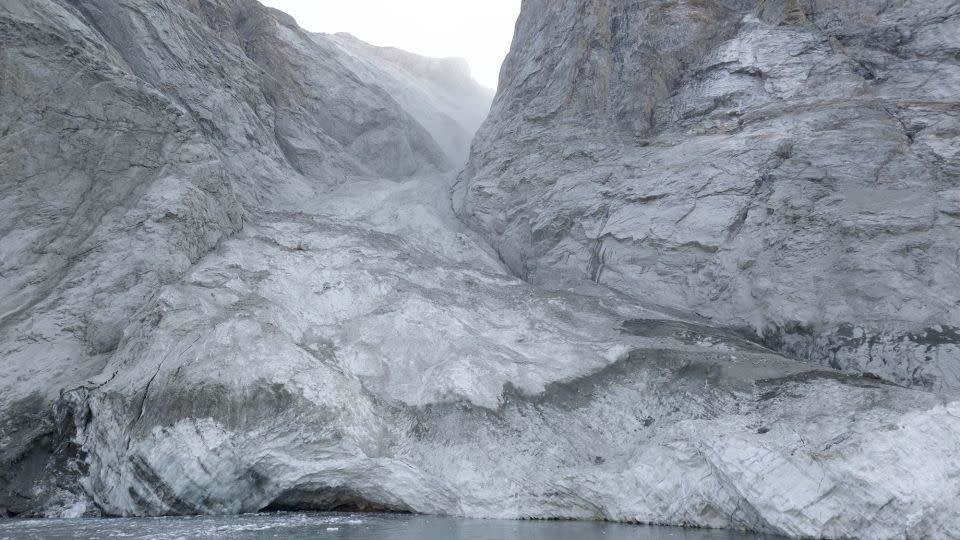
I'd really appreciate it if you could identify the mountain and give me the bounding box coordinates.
[0,0,490,517]
[2,0,959,537]
[456,0,960,392]
[327,32,495,167]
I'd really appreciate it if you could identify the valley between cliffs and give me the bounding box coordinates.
[1,1,959,538]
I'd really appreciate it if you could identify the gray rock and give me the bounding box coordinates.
[0,0,489,516]
[456,0,960,392]
[2,0,960,538]
[62,188,960,537]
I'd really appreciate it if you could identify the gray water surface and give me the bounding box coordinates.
[0,513,779,540]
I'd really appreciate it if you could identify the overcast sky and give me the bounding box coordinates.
[259,1,521,90]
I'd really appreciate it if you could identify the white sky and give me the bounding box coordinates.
[259,1,521,90]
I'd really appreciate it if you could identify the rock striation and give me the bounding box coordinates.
[2,0,960,538]
[457,0,960,392]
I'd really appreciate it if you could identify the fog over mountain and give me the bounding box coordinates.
[1,1,959,538]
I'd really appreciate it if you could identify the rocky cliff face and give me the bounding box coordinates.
[2,1,960,538]
[457,0,960,392]
[0,0,489,517]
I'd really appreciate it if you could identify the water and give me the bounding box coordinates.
[0,513,779,540]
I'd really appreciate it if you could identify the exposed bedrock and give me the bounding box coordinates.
[0,0,489,516]
[2,0,959,537]
[456,0,960,391]
[70,212,960,538]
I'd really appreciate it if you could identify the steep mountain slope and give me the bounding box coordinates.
[0,0,490,516]
[328,33,495,166]
[457,0,960,392]
[2,1,960,538]
[68,0,451,188]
